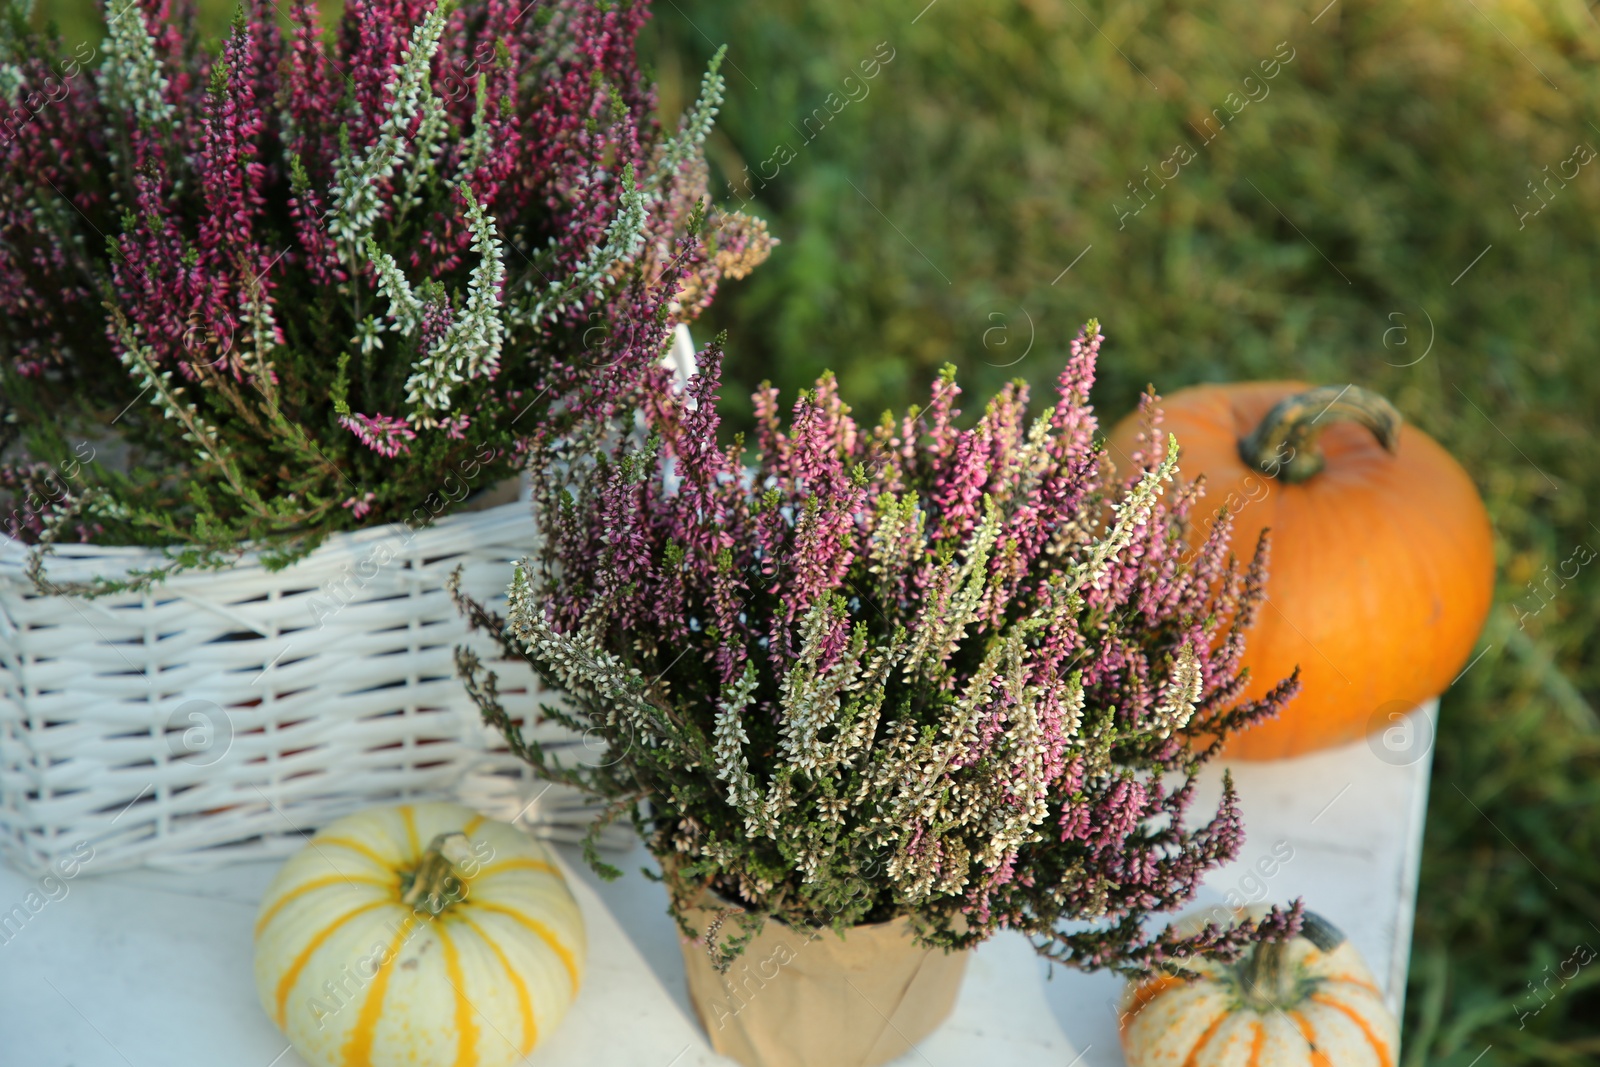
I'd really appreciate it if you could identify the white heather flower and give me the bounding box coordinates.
[239,282,281,401]
[504,566,670,755]
[752,772,795,841]
[515,164,650,327]
[901,499,1001,682]
[114,325,221,464]
[651,47,726,185]
[396,92,449,217]
[776,599,864,774]
[712,661,761,813]
[366,241,426,335]
[833,640,900,766]
[1152,642,1204,738]
[402,185,506,421]
[101,4,174,129]
[455,75,493,182]
[353,315,387,355]
[0,62,24,105]
[816,792,848,825]
[1067,438,1180,596]
[329,2,450,243]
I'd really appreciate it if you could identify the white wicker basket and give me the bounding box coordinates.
[0,495,610,878]
[0,327,699,879]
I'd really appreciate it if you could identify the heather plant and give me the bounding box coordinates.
[456,320,1303,976]
[0,0,769,583]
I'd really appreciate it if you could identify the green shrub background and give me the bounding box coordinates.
[30,0,1600,1061]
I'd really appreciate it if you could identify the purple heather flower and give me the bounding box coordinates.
[340,411,417,458]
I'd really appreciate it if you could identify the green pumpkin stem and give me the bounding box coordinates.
[1237,910,1347,1010]
[1237,384,1402,484]
[1240,936,1292,1007]
[400,831,473,917]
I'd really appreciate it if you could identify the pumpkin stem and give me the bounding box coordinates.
[1239,936,1292,1006]
[1237,910,1347,1010]
[1237,385,1402,484]
[1299,911,1347,953]
[400,831,475,917]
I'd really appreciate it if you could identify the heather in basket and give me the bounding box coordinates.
[0,0,769,583]
[456,321,1303,979]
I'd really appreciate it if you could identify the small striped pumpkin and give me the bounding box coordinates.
[1120,906,1397,1067]
[253,802,586,1067]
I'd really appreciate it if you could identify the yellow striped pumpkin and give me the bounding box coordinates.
[1120,906,1397,1067]
[253,802,586,1067]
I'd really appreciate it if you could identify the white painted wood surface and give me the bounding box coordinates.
[0,700,1435,1067]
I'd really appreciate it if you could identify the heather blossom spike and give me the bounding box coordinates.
[456,319,1303,978]
[339,411,417,458]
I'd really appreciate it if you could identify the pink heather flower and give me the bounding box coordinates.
[342,492,377,519]
[340,412,416,458]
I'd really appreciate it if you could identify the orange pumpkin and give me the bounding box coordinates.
[1120,906,1397,1067]
[1108,382,1493,759]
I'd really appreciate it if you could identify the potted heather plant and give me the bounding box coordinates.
[0,0,767,577]
[0,0,771,875]
[455,322,1304,1067]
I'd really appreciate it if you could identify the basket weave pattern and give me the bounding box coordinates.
[0,500,593,877]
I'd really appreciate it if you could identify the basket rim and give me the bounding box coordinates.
[0,493,534,591]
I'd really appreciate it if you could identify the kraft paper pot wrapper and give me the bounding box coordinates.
[677,895,970,1067]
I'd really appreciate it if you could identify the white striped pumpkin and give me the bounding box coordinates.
[1120,907,1397,1067]
[253,802,585,1067]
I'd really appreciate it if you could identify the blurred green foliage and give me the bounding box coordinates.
[28,0,1600,1061]
[651,1,1600,1062]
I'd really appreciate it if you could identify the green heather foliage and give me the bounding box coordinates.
[647,0,1600,1061]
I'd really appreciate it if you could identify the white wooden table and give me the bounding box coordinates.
[0,701,1434,1067]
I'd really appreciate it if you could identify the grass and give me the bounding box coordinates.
[25,0,1600,1061]
[648,1,1600,1061]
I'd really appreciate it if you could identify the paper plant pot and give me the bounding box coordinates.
[677,896,970,1067]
